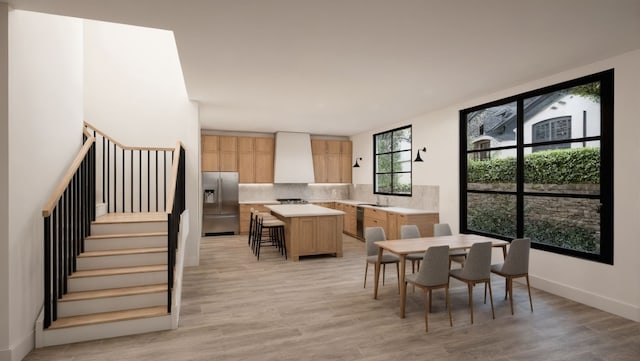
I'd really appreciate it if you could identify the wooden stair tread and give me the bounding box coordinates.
[70,264,167,278]
[60,284,168,302]
[93,212,167,224]
[48,306,169,330]
[86,232,167,240]
[79,247,167,258]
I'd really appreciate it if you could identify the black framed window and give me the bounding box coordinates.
[460,69,613,264]
[374,125,412,196]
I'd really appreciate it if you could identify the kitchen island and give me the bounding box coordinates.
[265,204,344,261]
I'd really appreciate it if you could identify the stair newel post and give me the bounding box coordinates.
[179,147,185,212]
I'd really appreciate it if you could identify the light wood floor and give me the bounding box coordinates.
[25,234,640,360]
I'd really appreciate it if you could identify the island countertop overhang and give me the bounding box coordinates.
[265,204,345,217]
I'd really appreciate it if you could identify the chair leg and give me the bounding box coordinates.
[363,262,368,288]
[382,264,386,286]
[445,286,453,327]
[403,281,409,322]
[468,282,474,324]
[526,274,533,312]
[396,263,400,293]
[505,277,509,300]
[428,289,433,313]
[484,282,487,304]
[423,288,429,332]
[508,277,514,315]
[487,280,495,319]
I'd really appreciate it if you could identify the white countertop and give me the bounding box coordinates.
[240,199,437,215]
[334,200,438,215]
[239,200,280,205]
[266,204,345,217]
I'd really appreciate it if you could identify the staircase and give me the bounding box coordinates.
[36,212,174,347]
[37,122,186,347]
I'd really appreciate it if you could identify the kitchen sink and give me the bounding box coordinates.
[358,203,391,208]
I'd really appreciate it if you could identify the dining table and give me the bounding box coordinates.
[373,233,510,318]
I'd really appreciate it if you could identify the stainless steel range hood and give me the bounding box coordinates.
[273,132,315,183]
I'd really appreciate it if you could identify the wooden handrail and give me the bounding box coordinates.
[42,134,95,217]
[83,121,175,152]
[165,141,184,213]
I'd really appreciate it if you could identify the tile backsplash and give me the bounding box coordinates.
[350,184,439,212]
[239,183,438,211]
[239,184,350,202]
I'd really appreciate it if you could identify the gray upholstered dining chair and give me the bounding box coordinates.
[404,245,452,332]
[364,227,399,290]
[434,223,468,269]
[401,225,424,273]
[449,242,495,324]
[490,238,533,315]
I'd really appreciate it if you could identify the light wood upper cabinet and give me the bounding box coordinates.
[238,137,255,183]
[237,136,274,183]
[311,139,352,183]
[254,137,274,183]
[202,135,237,172]
[340,141,352,184]
[219,136,238,171]
[201,135,220,172]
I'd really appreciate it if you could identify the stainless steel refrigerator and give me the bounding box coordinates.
[202,172,239,236]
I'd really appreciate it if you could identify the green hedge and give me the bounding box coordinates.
[468,147,600,184]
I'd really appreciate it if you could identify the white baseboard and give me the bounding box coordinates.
[530,275,640,322]
[0,329,34,361]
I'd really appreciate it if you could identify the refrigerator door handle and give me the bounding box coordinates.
[217,177,222,213]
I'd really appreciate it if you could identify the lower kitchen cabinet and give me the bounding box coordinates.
[359,205,439,240]
[239,203,274,234]
[342,204,357,236]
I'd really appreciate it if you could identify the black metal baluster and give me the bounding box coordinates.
[106,139,110,212]
[164,151,167,211]
[147,151,150,212]
[156,151,159,212]
[122,148,125,213]
[130,149,134,212]
[61,189,68,295]
[71,174,77,272]
[57,197,63,301]
[43,215,51,328]
[114,143,117,213]
[102,136,105,204]
[139,150,142,212]
[90,142,96,222]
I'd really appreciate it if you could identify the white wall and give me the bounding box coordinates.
[351,49,640,321]
[83,20,201,266]
[6,9,84,361]
[0,5,9,361]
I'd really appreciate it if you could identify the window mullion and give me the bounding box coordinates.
[516,99,525,239]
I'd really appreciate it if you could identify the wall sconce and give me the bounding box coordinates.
[414,147,426,162]
[352,157,362,168]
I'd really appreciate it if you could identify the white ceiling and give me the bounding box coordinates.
[7,0,640,136]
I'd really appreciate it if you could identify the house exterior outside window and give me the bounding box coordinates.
[532,116,571,152]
